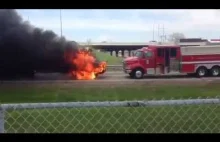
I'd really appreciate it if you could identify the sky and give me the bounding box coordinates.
[17,9,220,42]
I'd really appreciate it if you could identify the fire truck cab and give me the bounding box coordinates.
[123,45,220,79]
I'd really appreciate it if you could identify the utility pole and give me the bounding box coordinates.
[153,22,155,41]
[162,24,165,42]
[158,24,160,42]
[60,9,63,37]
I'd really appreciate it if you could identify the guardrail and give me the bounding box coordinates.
[107,65,122,71]
[107,65,122,67]
[0,98,220,133]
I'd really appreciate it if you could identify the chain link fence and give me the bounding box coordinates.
[0,98,220,133]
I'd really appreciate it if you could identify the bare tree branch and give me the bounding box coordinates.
[168,32,185,44]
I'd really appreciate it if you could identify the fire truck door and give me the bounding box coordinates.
[169,48,179,72]
[165,48,170,67]
[156,48,165,74]
[144,51,155,74]
[164,48,170,73]
[156,47,179,74]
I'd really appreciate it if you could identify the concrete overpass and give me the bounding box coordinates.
[79,42,175,57]
[78,40,209,57]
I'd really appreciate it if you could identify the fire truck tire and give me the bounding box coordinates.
[129,73,135,78]
[196,67,207,77]
[210,66,220,77]
[133,69,144,79]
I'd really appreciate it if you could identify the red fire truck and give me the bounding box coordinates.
[123,45,220,79]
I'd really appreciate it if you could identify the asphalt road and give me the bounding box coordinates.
[1,71,220,86]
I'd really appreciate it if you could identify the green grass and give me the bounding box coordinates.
[0,84,219,104]
[1,84,220,133]
[5,105,220,133]
[93,50,123,65]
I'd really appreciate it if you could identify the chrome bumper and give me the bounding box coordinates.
[122,61,132,74]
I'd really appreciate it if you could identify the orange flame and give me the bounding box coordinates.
[65,48,107,80]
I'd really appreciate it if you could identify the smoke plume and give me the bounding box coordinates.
[0,9,79,78]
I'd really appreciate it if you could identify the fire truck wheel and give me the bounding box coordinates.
[129,72,135,78]
[196,67,207,77]
[211,66,220,77]
[134,69,144,79]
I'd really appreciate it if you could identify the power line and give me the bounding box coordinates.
[157,24,166,43]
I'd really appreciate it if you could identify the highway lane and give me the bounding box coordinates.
[1,71,220,86]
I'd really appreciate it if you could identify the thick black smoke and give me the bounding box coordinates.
[0,9,79,78]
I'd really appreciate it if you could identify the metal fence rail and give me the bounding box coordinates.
[0,98,220,133]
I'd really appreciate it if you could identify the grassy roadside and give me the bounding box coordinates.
[0,84,219,103]
[94,50,123,65]
[1,84,220,133]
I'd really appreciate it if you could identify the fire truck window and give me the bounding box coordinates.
[134,51,143,58]
[170,48,177,57]
[157,48,164,57]
[145,52,152,58]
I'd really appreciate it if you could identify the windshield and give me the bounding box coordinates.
[134,51,143,58]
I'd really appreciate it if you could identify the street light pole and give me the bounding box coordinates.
[153,22,155,41]
[60,9,63,37]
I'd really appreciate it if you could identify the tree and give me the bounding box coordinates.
[168,32,185,44]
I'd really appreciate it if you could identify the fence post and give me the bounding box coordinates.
[0,106,5,133]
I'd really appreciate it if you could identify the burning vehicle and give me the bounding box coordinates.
[0,10,107,80]
[64,47,107,80]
